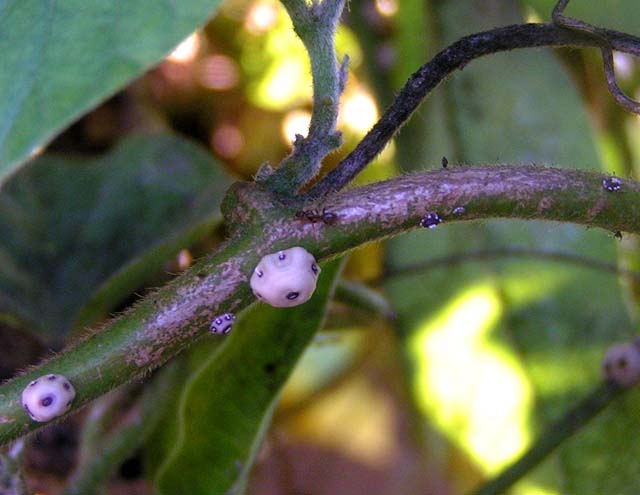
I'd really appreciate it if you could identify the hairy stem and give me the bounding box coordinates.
[306,23,640,199]
[260,0,346,197]
[1,165,640,445]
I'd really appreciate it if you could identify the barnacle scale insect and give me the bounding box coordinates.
[250,247,320,308]
[22,374,75,422]
[602,176,622,192]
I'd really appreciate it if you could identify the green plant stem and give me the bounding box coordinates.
[306,23,640,199]
[470,381,623,495]
[334,279,395,320]
[260,0,345,197]
[1,165,640,445]
[382,246,640,282]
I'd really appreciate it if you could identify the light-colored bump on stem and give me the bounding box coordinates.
[1,165,640,445]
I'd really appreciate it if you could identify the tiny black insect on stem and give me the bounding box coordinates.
[295,207,338,225]
[442,156,448,169]
[602,176,622,192]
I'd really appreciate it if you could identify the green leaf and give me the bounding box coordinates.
[0,133,232,340]
[153,258,344,495]
[386,0,636,492]
[0,0,221,184]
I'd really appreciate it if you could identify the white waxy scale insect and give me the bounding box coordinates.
[250,247,320,308]
[21,374,75,422]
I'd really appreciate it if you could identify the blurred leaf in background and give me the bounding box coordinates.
[380,0,640,493]
[0,134,231,341]
[0,0,223,183]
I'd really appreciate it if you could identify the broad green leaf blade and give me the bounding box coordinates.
[386,0,636,492]
[0,133,232,339]
[154,259,344,495]
[0,0,221,184]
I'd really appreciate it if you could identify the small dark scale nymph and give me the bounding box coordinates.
[420,212,442,229]
[602,176,622,192]
[441,156,448,169]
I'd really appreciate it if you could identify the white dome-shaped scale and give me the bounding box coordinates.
[250,247,320,308]
[602,343,640,387]
[21,374,76,422]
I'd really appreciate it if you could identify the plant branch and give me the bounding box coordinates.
[601,48,640,114]
[552,0,640,115]
[470,381,623,495]
[258,0,346,198]
[305,23,640,199]
[1,165,640,445]
[334,279,396,321]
